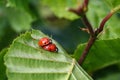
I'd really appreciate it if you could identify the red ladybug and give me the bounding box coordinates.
[38,37,52,47]
[43,44,58,52]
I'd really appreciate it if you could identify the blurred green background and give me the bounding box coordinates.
[0,0,120,80]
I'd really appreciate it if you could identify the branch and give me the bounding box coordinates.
[69,0,94,36]
[95,5,120,35]
[95,12,113,35]
[69,1,120,65]
[78,37,96,64]
[78,5,120,64]
[83,0,89,11]
[68,0,89,16]
[69,0,96,65]
[81,15,94,37]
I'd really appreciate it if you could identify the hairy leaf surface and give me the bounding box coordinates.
[4,30,92,80]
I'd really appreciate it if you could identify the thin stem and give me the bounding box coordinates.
[81,15,94,37]
[68,0,89,16]
[83,0,89,11]
[77,0,89,12]
[70,2,120,65]
[111,5,120,14]
[69,0,95,65]
[95,13,113,35]
[78,37,96,65]
[84,0,89,6]
[79,5,120,65]
[95,5,120,35]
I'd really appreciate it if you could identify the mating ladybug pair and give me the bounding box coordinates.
[38,37,58,52]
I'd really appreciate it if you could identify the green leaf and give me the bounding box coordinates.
[6,8,33,32]
[41,0,82,20]
[87,0,110,28]
[93,64,120,80]
[96,72,120,80]
[0,5,17,51]
[0,10,7,41]
[74,38,120,73]
[4,30,93,80]
[6,0,34,32]
[0,25,17,51]
[0,48,8,80]
[99,15,120,40]
[104,0,120,8]
[74,0,120,74]
[7,0,29,11]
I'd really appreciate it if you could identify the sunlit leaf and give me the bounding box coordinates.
[4,30,93,80]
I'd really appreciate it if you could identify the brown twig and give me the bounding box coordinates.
[68,0,89,16]
[78,37,96,64]
[81,14,94,37]
[79,5,120,65]
[69,0,95,65]
[78,14,95,65]
[83,0,89,11]
[69,0,120,65]
[95,13,113,35]
[95,5,120,35]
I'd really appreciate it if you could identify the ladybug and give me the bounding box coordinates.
[38,37,52,47]
[43,44,58,52]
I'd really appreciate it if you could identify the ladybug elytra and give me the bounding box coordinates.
[43,44,58,52]
[38,37,58,52]
[38,37,52,47]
